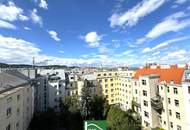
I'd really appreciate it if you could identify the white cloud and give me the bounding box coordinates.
[109,0,166,27]
[0,35,41,63]
[152,51,160,56]
[39,0,48,10]
[142,36,190,53]
[59,50,64,54]
[0,2,29,22]
[175,0,188,4]
[160,50,187,61]
[0,20,16,29]
[137,12,190,44]
[24,27,31,30]
[30,9,43,26]
[82,32,102,48]
[47,30,61,41]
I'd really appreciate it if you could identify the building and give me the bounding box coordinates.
[95,69,135,110]
[35,69,66,112]
[0,70,34,130]
[133,64,190,130]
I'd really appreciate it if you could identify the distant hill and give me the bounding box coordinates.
[0,63,9,68]
[0,63,80,69]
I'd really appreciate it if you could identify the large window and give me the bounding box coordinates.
[174,88,178,94]
[188,86,190,94]
[175,100,179,107]
[142,80,146,85]
[168,98,171,104]
[6,107,12,117]
[17,95,20,101]
[169,109,172,116]
[143,100,148,107]
[144,111,149,118]
[176,112,181,119]
[170,122,173,128]
[143,90,147,96]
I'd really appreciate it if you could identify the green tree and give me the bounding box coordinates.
[80,79,92,119]
[107,106,129,130]
[107,106,141,130]
[89,95,108,120]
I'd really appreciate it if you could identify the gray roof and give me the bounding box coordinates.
[0,70,30,93]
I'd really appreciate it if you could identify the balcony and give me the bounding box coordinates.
[151,95,163,114]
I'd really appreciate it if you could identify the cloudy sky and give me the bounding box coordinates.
[0,0,190,66]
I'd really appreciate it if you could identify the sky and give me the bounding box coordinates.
[0,0,190,67]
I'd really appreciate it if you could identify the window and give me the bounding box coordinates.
[111,83,113,86]
[188,86,190,94]
[7,107,12,117]
[176,112,181,119]
[110,78,113,81]
[134,82,137,86]
[135,89,138,94]
[144,111,149,117]
[109,73,112,76]
[7,97,12,103]
[175,100,179,107]
[16,122,19,130]
[167,86,170,93]
[27,88,29,92]
[17,95,20,101]
[168,98,171,104]
[17,108,20,115]
[105,79,108,82]
[144,100,148,106]
[142,80,146,85]
[6,124,11,130]
[97,74,101,76]
[177,125,182,130]
[143,90,147,96]
[174,88,178,94]
[169,109,172,116]
[103,73,106,76]
[170,122,173,128]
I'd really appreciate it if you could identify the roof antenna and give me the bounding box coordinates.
[32,57,35,68]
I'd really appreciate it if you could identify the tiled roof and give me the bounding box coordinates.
[133,66,185,84]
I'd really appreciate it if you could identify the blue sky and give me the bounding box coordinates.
[0,0,190,66]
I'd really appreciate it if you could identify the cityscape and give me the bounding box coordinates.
[0,0,190,130]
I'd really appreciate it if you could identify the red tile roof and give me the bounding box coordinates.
[133,66,185,84]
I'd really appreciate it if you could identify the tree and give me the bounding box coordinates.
[107,106,141,130]
[59,96,83,130]
[80,79,92,119]
[89,95,108,120]
[107,106,129,130]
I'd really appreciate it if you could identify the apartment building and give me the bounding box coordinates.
[65,73,99,98]
[95,69,135,110]
[0,70,34,130]
[35,69,65,112]
[133,65,190,130]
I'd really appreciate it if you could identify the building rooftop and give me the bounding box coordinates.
[134,65,186,84]
[0,70,30,94]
